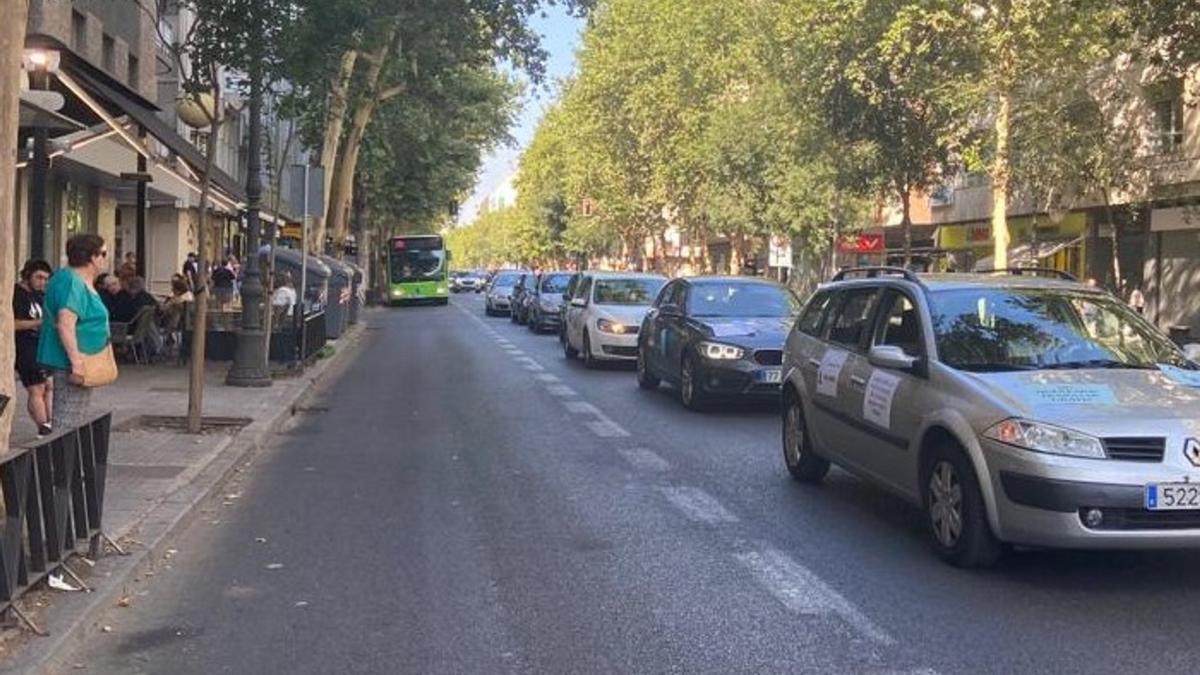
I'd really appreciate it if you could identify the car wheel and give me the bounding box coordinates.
[528,311,540,333]
[485,303,495,317]
[782,392,829,482]
[922,445,1002,568]
[679,355,707,411]
[563,331,578,359]
[582,331,598,369]
[636,343,660,390]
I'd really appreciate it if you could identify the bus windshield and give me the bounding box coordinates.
[389,237,445,283]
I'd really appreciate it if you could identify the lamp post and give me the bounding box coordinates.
[227,59,272,387]
[22,49,60,261]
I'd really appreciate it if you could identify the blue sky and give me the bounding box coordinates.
[458,5,583,224]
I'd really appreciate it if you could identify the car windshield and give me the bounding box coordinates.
[594,278,664,305]
[930,287,1188,372]
[540,274,572,293]
[492,273,519,288]
[688,282,801,318]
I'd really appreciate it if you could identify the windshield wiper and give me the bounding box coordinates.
[1041,359,1153,370]
[954,363,1039,372]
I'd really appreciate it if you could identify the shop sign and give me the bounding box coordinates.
[837,233,884,253]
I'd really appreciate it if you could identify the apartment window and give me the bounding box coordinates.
[127,54,140,88]
[72,11,87,51]
[102,35,115,72]
[1154,96,1185,153]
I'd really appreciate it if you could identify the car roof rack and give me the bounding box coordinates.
[975,267,1078,282]
[831,266,924,285]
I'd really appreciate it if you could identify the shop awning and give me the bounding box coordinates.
[25,34,246,205]
[972,237,1083,271]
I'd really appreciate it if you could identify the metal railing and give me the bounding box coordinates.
[0,414,118,634]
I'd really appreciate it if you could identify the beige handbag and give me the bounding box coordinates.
[79,344,119,388]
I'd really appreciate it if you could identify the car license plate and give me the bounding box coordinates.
[757,368,782,384]
[1145,483,1200,511]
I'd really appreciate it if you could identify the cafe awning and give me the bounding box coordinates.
[24,34,246,206]
[972,237,1083,271]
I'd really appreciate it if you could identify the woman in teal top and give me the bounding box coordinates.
[38,234,111,429]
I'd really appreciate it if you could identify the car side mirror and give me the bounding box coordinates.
[571,297,587,308]
[868,345,918,371]
[659,303,681,317]
[562,292,571,301]
[1184,343,1200,363]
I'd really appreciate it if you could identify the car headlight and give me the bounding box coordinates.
[596,318,631,334]
[697,341,745,360]
[391,288,403,297]
[984,419,1106,459]
[437,285,447,293]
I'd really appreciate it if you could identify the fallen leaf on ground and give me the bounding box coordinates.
[117,596,132,608]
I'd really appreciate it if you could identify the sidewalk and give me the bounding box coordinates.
[1,319,370,672]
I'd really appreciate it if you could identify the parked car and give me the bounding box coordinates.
[510,272,537,324]
[527,271,573,333]
[637,276,800,410]
[563,272,667,368]
[781,266,1200,567]
[484,270,522,316]
[451,271,484,293]
[558,273,583,345]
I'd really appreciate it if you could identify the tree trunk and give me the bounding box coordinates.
[991,88,1012,270]
[327,27,400,250]
[1103,190,1123,295]
[188,114,221,434]
[900,184,913,268]
[0,0,29,452]
[311,49,358,254]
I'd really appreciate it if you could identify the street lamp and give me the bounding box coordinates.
[22,48,61,261]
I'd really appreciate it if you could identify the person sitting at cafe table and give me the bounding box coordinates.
[108,276,158,323]
[96,272,124,316]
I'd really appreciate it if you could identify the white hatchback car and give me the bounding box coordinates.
[563,272,667,368]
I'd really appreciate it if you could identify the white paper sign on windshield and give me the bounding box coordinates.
[817,349,849,397]
[863,370,902,428]
[1158,364,1200,389]
[1021,383,1117,406]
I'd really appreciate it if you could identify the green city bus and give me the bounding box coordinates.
[387,234,450,305]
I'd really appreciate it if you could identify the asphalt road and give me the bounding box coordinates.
[64,293,1200,674]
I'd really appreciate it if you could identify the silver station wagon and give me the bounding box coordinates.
[781,267,1200,567]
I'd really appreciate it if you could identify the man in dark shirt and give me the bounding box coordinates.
[13,259,53,436]
[182,253,199,291]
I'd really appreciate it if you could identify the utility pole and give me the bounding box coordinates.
[227,54,272,387]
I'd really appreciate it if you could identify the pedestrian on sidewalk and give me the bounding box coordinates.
[212,258,237,309]
[38,234,114,430]
[13,259,53,437]
[1129,284,1146,315]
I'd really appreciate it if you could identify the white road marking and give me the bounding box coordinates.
[535,373,561,383]
[586,420,630,438]
[523,363,545,372]
[659,486,739,524]
[564,401,602,415]
[734,547,894,646]
[546,384,578,398]
[616,446,669,472]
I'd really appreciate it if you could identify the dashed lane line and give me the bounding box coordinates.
[615,446,670,473]
[659,486,740,524]
[585,420,631,438]
[546,384,578,398]
[535,373,561,383]
[734,547,895,646]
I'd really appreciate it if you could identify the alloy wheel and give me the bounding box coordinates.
[785,401,804,465]
[928,461,964,548]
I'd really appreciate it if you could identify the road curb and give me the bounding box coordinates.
[4,320,372,675]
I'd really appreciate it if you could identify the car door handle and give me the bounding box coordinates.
[807,358,821,369]
[849,375,866,388]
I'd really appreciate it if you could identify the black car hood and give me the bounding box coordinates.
[696,317,793,349]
